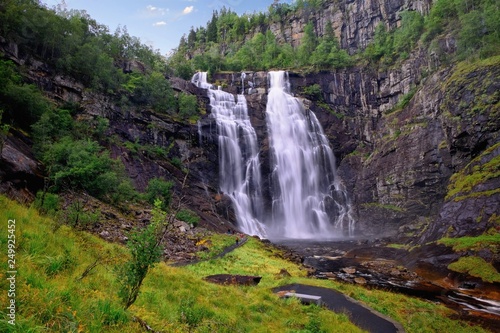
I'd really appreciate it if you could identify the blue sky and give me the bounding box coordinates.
[41,0,292,56]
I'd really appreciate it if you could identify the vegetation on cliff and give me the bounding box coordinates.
[0,0,204,215]
[168,0,500,76]
[0,0,200,121]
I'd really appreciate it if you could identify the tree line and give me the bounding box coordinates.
[0,0,200,121]
[168,0,500,78]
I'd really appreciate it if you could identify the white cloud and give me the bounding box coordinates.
[153,21,167,27]
[182,6,194,15]
[144,5,168,17]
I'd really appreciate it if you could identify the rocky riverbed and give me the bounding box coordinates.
[274,238,500,332]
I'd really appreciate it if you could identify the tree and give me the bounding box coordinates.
[178,93,198,119]
[207,11,219,43]
[145,178,173,211]
[118,199,166,309]
[133,72,176,113]
[298,23,318,66]
[41,137,132,201]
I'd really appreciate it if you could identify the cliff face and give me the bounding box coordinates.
[262,0,432,54]
[210,57,499,244]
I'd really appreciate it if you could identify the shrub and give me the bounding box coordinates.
[34,191,60,216]
[178,93,198,119]
[145,178,173,211]
[176,209,200,227]
[118,199,167,309]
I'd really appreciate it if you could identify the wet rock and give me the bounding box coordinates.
[354,277,367,285]
[276,268,292,278]
[342,267,356,274]
[204,274,262,286]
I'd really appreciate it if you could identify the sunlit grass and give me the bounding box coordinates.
[0,196,494,332]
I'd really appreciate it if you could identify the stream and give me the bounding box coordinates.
[274,238,500,332]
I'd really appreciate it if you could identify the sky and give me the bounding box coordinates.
[41,0,293,57]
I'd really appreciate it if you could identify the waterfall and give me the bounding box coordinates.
[192,72,213,89]
[265,71,354,238]
[193,71,354,239]
[193,73,266,237]
[241,72,246,94]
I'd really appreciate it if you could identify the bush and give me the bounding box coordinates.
[178,93,198,119]
[145,178,173,211]
[176,209,200,227]
[302,84,323,100]
[34,191,60,216]
[41,137,136,202]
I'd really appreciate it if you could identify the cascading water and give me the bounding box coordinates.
[193,71,354,239]
[193,73,267,237]
[265,71,354,239]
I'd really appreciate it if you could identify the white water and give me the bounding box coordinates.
[193,73,266,237]
[193,71,354,239]
[265,71,354,238]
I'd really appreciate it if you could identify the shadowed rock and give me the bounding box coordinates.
[204,274,262,286]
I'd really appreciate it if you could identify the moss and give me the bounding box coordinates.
[385,87,418,114]
[442,56,500,119]
[448,256,500,283]
[361,202,405,213]
[438,234,500,253]
[446,142,500,201]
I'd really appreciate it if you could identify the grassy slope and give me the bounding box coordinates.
[0,196,491,332]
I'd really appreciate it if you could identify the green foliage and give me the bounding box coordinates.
[178,93,199,119]
[178,297,215,328]
[31,108,74,155]
[118,199,167,309]
[40,137,136,203]
[302,84,323,100]
[385,87,418,114]
[176,208,200,226]
[0,109,10,156]
[423,0,500,60]
[42,249,75,277]
[93,300,130,326]
[0,59,50,129]
[34,191,60,216]
[64,200,101,229]
[361,202,405,213]
[298,23,318,67]
[0,195,493,333]
[169,5,354,72]
[0,0,170,96]
[438,235,500,252]
[145,178,173,211]
[132,72,176,113]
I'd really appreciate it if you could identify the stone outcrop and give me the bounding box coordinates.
[261,0,432,54]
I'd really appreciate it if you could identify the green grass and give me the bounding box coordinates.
[194,233,239,261]
[0,195,493,332]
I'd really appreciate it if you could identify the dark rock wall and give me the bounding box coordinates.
[210,51,499,240]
